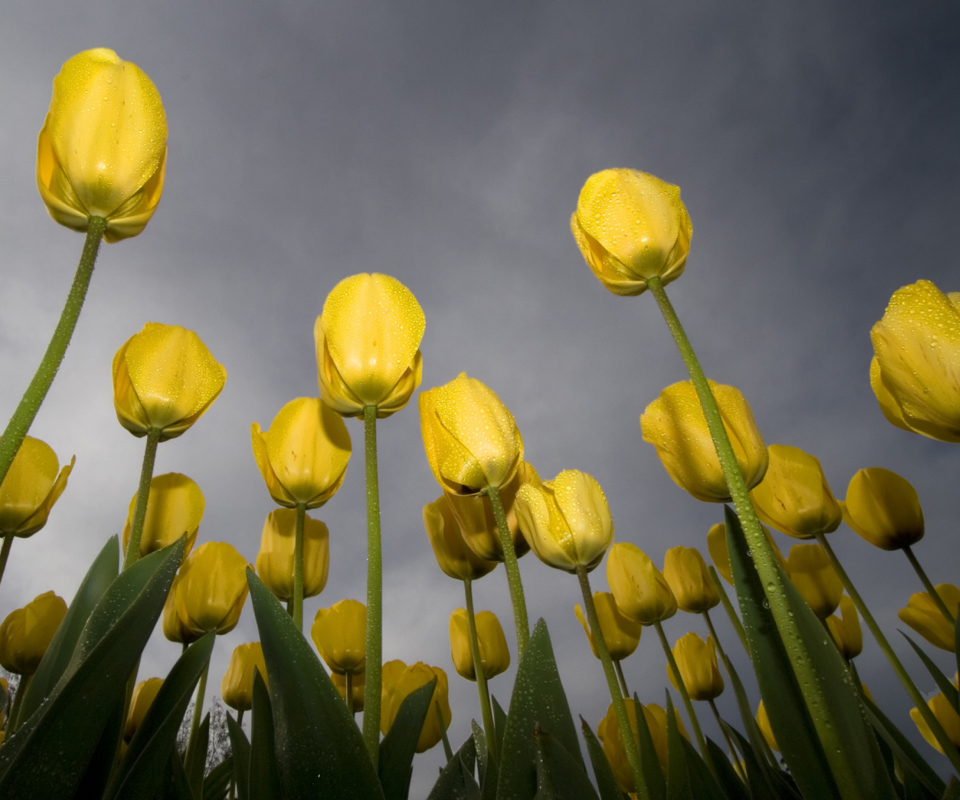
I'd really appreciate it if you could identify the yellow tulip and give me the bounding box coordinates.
[0,436,73,538]
[311,599,366,674]
[757,700,778,752]
[422,495,498,581]
[606,543,677,625]
[449,608,510,681]
[380,660,451,753]
[898,584,960,652]
[826,596,862,660]
[842,467,924,550]
[514,469,613,573]
[314,273,426,418]
[785,544,842,619]
[571,168,693,297]
[640,380,767,503]
[251,397,352,509]
[669,632,723,701]
[113,323,227,441]
[161,542,250,644]
[256,508,329,601]
[911,693,960,754]
[0,591,67,675]
[870,280,960,442]
[749,444,842,539]
[332,669,365,711]
[419,373,523,495]
[706,521,786,586]
[36,49,167,242]
[221,642,267,712]
[574,592,642,661]
[662,546,719,613]
[125,677,163,741]
[597,699,687,790]
[121,473,203,561]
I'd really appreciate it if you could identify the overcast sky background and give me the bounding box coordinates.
[2,1,960,793]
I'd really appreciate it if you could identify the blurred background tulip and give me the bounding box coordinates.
[911,693,960,755]
[125,677,163,741]
[597,698,687,790]
[221,642,267,713]
[121,473,203,561]
[786,544,843,619]
[256,508,329,601]
[422,496,498,581]
[607,542,676,625]
[380,660,451,753]
[757,700,779,752]
[826,596,863,660]
[449,608,509,681]
[574,591,641,662]
[842,467,924,550]
[0,590,67,675]
[706,521,787,586]
[668,632,723,701]
[899,584,960,652]
[663,546,719,613]
[311,599,366,674]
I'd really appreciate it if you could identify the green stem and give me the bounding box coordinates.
[701,609,729,666]
[361,405,382,766]
[814,531,960,775]
[709,698,745,783]
[7,673,32,733]
[439,705,454,762]
[0,218,105,490]
[903,545,956,627]
[577,566,649,800]
[345,669,354,715]
[614,660,630,698]
[293,502,306,632]
[122,428,161,569]
[708,567,748,653]
[464,579,497,760]
[237,708,244,730]
[0,534,13,592]
[487,485,530,655]
[185,655,211,778]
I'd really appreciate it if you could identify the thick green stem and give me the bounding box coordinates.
[486,485,530,655]
[7,674,32,733]
[237,709,244,730]
[0,218,105,489]
[708,567,748,653]
[439,705,454,762]
[122,428,161,570]
[361,406,382,766]
[614,660,630,698]
[464,579,497,759]
[577,566,649,800]
[293,502,306,632]
[185,656,211,778]
[0,534,13,591]
[815,532,960,774]
[903,545,956,627]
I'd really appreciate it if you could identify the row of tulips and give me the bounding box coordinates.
[0,45,957,800]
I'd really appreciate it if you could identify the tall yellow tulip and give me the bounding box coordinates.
[911,693,960,754]
[311,600,366,674]
[786,544,843,619]
[121,473,203,561]
[380,660,451,753]
[256,508,329,601]
[606,543,677,625]
[422,496,498,582]
[899,585,960,652]
[0,591,67,675]
[0,436,73,538]
[662,546,719,613]
[826,596,862,660]
[668,633,723,701]
[842,467,924,550]
[597,699,687,790]
[574,592,641,661]
[221,643,267,713]
[449,608,510,681]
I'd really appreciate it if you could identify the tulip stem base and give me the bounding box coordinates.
[577,566,649,800]
[345,670,354,715]
[123,427,161,570]
[7,673,32,734]
[464,579,497,760]
[614,660,630,698]
[487,485,530,655]
[361,406,382,766]
[903,545,956,627]
[0,534,13,591]
[708,567,748,653]
[185,654,211,779]
[439,704,455,762]
[293,502,306,632]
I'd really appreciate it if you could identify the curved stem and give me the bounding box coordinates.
[614,660,630,698]
[707,567,748,653]
[0,218,106,489]
[577,566,649,800]
[0,534,14,591]
[122,428,161,569]
[464,579,497,759]
[361,406,382,766]
[903,545,956,627]
[486,485,529,655]
[185,654,211,778]
[293,502,306,632]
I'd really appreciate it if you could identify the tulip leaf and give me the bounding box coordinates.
[164,748,197,800]
[706,738,750,800]
[426,735,481,800]
[0,539,184,797]
[721,723,792,800]
[225,712,251,800]
[248,670,282,800]
[19,535,119,721]
[579,718,625,800]
[497,619,583,800]
[73,690,126,799]
[471,720,499,800]
[379,678,436,800]
[493,695,507,758]
[105,632,216,800]
[902,632,960,713]
[187,714,211,795]
[532,724,600,800]
[942,777,960,800]
[664,693,726,800]
[203,756,234,800]
[631,691,666,800]
[246,569,384,799]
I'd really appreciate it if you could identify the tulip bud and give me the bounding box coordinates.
[597,699,687,791]
[332,669,365,711]
[749,444,842,539]
[574,592,641,661]
[256,508,329,601]
[870,280,960,442]
[113,323,227,441]
[162,542,250,644]
[640,380,767,503]
[449,608,510,682]
[898,584,960,652]
[606,543,677,625]
[311,600,366,674]
[0,591,67,675]
[757,700,778,752]
[571,168,693,296]
[826,596,862,660]
[37,49,167,242]
[221,642,267,712]
[0,436,73,538]
[785,544,842,619]
[125,677,163,741]
[514,470,614,574]
[251,397,352,509]
[315,273,426,418]
[380,660,451,753]
[911,693,960,755]
[422,496,498,581]
[662,546,719,613]
[419,374,523,495]
[668,633,723,701]
[842,467,924,551]
[122,473,203,561]
[706,521,787,586]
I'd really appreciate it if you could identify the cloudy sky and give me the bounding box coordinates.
[2,1,959,793]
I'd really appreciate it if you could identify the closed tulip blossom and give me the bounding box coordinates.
[574,592,642,661]
[899,584,960,652]
[449,609,510,681]
[663,546,719,613]
[113,323,227,441]
[37,49,167,241]
[380,660,451,753]
[669,633,723,701]
[749,444,842,539]
[786,544,843,619]
[571,168,693,296]
[607,543,677,625]
[641,380,768,503]
[221,642,267,713]
[121,473,203,561]
[842,467,924,550]
[125,678,163,741]
[0,591,67,675]
[422,496,497,582]
[256,508,330,601]
[706,521,786,586]
[311,600,366,674]
[0,436,73,538]
[826,596,863,660]
[598,699,687,790]
[870,280,960,443]
[315,273,426,418]
[911,693,960,754]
